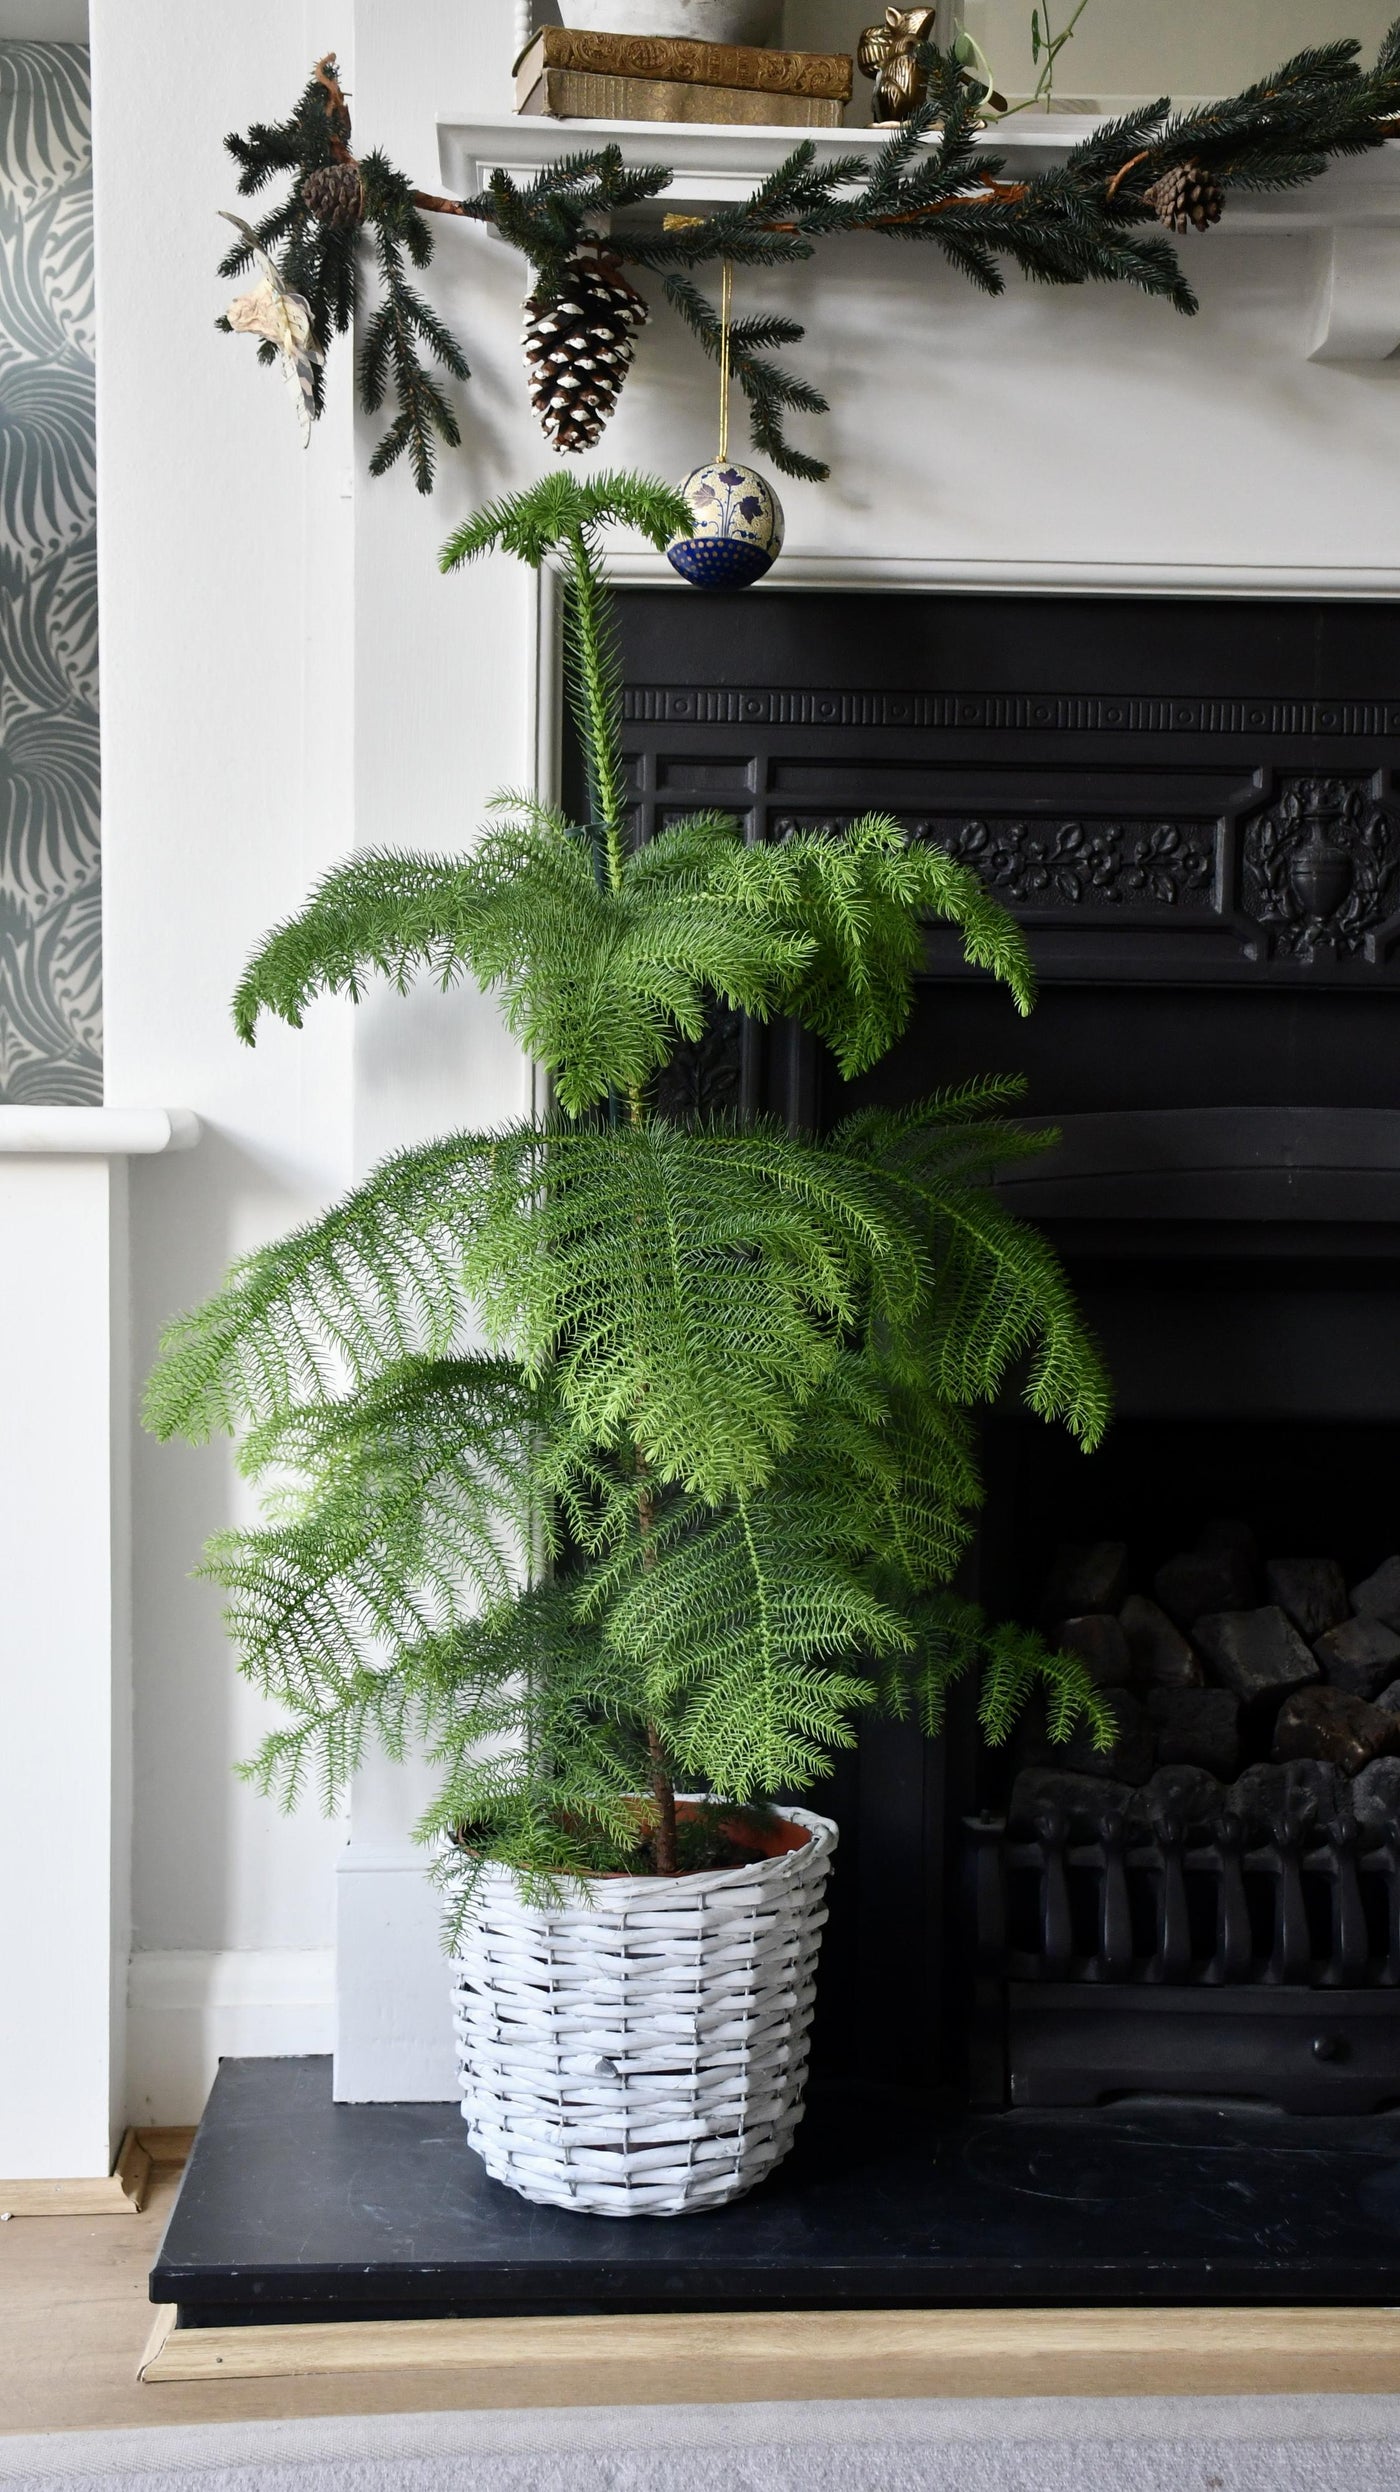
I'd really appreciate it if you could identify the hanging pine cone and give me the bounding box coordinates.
[1144,158,1224,235]
[300,159,365,229]
[523,248,649,455]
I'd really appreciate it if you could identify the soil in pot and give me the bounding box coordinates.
[450,1796,806,1881]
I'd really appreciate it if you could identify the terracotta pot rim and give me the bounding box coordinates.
[450,1799,833,1889]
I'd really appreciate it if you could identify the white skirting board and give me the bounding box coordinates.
[334,1840,459,2103]
[125,1951,336,2125]
[126,1858,458,2124]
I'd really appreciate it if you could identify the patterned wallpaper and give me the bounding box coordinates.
[0,43,98,1103]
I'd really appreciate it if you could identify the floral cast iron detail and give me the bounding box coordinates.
[774,797,1400,964]
[773,816,1216,909]
[1240,776,1400,960]
[936,818,1215,908]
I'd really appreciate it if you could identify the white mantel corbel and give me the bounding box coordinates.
[0,1106,198,2182]
[1309,221,1400,362]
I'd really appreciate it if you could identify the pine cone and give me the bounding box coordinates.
[523,248,649,456]
[300,159,365,229]
[1144,158,1224,235]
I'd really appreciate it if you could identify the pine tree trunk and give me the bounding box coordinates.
[647,1719,679,1878]
[625,1077,679,1879]
[636,1466,678,1876]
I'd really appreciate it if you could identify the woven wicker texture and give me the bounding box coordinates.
[451,1807,837,2216]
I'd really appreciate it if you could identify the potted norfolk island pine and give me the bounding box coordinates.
[145,474,1112,2218]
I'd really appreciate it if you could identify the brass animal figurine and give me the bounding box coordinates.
[856,6,938,123]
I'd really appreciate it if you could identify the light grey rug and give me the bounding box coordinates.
[6,2395,1400,2492]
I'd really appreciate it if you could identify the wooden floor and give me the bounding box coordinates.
[7,2148,1400,2436]
[0,2156,792,2433]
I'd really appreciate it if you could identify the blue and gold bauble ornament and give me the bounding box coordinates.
[667,460,785,590]
[665,259,785,591]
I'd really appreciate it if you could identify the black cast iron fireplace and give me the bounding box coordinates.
[605,583,1400,2121]
[151,588,1400,2331]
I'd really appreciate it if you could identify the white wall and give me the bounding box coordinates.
[92,0,359,2116]
[95,0,530,2123]
[93,0,1400,2120]
[334,0,532,2108]
[954,2,1400,108]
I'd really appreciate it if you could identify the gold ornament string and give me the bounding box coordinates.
[717,259,732,464]
[661,221,734,465]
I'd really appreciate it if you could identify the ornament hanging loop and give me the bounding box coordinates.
[717,260,733,465]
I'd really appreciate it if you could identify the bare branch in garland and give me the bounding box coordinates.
[218,53,477,490]
[217,26,1400,492]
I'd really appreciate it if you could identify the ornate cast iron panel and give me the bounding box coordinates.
[1240,775,1400,960]
[607,590,1400,990]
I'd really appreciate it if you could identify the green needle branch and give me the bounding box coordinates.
[146,468,1115,1916]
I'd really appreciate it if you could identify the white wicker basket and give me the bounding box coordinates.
[450,1806,837,2217]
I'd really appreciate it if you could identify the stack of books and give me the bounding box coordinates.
[514,28,852,127]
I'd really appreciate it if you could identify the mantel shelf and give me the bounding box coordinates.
[0,1106,200,1157]
[437,115,1400,362]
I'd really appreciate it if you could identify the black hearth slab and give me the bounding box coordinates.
[152,2057,1400,2324]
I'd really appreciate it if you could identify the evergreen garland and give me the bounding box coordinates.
[146,470,1116,1910]
[220,28,1400,487]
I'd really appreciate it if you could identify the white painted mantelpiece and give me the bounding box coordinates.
[441,116,1400,365]
[0,1109,197,2179]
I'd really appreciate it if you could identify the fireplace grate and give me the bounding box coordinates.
[966,1807,1400,2111]
[969,1807,1400,1988]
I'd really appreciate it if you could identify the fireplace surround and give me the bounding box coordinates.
[602,580,1400,2118]
[147,580,1400,2334]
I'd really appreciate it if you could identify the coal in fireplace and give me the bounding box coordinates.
[968,1454,1400,2114]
